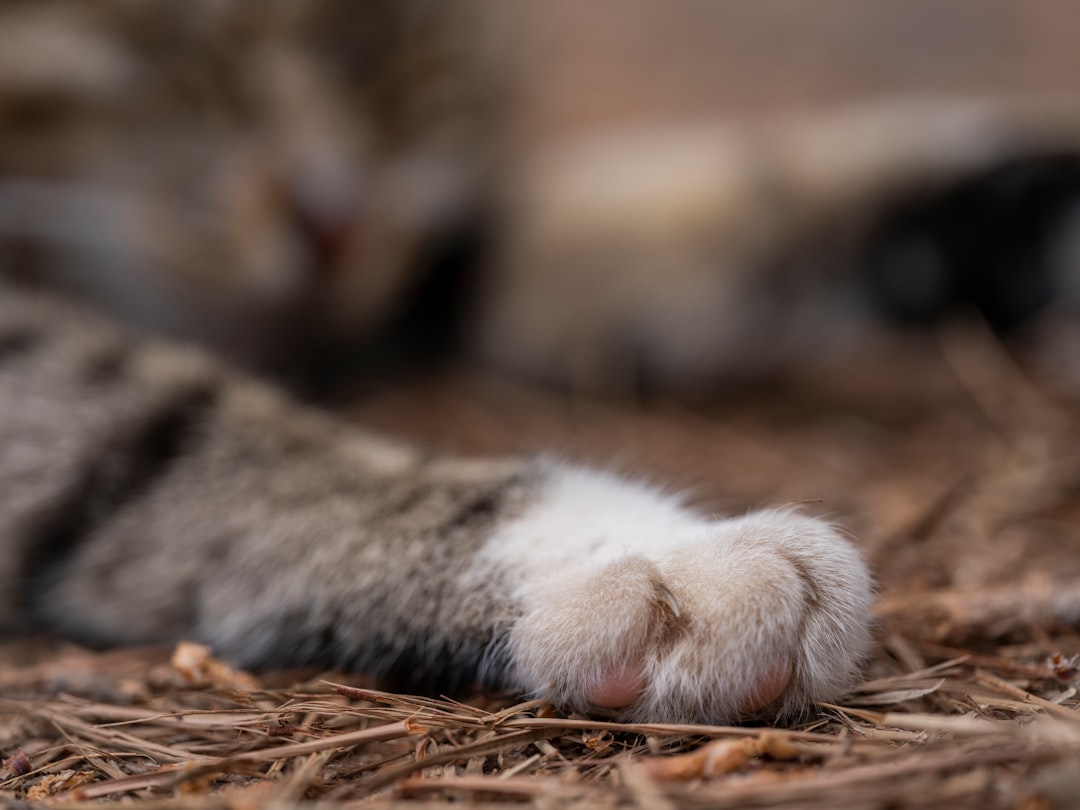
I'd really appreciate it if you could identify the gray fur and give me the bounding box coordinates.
[1,289,536,691]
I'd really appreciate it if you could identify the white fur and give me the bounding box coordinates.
[477,462,873,724]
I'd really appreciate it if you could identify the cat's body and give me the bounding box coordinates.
[6,4,1080,395]
[1,287,872,723]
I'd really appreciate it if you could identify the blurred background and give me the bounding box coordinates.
[4,1,1080,609]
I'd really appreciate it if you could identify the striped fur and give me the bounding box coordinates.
[0,288,873,722]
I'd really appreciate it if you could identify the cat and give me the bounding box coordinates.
[5,3,1080,396]
[3,1,1079,726]
[0,2,877,723]
[0,286,873,724]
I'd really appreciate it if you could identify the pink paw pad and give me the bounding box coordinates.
[741,660,793,713]
[587,660,646,709]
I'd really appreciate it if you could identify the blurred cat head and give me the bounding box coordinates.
[0,0,496,378]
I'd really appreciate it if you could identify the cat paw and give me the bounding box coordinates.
[497,485,873,724]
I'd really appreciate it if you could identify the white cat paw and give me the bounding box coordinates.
[486,466,873,724]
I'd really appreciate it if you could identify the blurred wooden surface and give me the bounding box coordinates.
[504,0,1080,146]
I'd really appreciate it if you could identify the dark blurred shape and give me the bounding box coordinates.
[861,153,1080,331]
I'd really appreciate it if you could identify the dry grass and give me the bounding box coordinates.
[2,637,1078,808]
[4,318,1080,808]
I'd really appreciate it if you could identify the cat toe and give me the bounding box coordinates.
[509,556,674,714]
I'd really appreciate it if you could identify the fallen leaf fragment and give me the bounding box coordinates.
[640,732,800,782]
[1047,653,1080,684]
[171,641,260,691]
[25,770,95,800]
[2,750,31,777]
[582,731,614,754]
